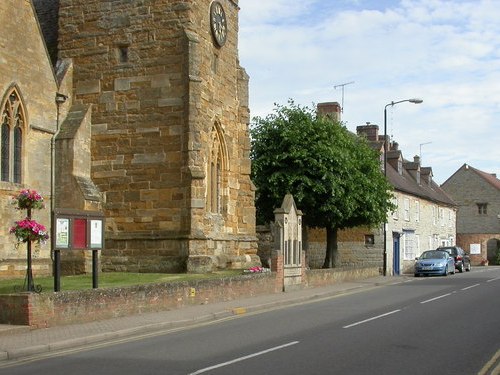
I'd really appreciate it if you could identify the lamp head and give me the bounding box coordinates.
[409,98,423,104]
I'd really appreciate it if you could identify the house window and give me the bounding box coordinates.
[414,200,420,222]
[403,230,416,260]
[477,203,487,215]
[432,206,437,225]
[1,88,24,183]
[392,197,399,220]
[403,198,410,221]
[364,234,375,246]
[439,207,445,226]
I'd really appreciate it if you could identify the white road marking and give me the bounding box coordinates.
[188,341,300,374]
[420,293,452,304]
[342,309,401,329]
[486,277,500,283]
[461,283,480,291]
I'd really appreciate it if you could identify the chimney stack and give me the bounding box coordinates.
[356,122,379,141]
[317,102,341,122]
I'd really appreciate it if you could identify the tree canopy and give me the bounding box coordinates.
[250,100,394,267]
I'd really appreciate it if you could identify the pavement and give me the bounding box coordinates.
[0,275,425,364]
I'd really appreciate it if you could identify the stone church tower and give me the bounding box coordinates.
[54,0,258,272]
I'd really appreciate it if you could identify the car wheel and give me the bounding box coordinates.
[443,265,448,276]
[466,262,471,272]
[458,263,464,273]
[414,273,420,277]
[451,266,455,275]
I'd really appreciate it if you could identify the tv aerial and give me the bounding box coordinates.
[334,81,355,113]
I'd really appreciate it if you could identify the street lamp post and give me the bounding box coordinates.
[383,98,423,276]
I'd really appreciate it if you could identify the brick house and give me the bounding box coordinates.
[441,164,500,265]
[356,124,457,275]
[1,0,259,277]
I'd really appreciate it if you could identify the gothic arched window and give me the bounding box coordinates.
[207,122,227,213]
[1,88,25,183]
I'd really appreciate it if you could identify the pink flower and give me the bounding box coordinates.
[12,189,45,210]
[10,218,49,244]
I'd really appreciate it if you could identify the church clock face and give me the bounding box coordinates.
[210,1,227,47]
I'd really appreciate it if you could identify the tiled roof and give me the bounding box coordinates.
[387,160,456,207]
[467,164,500,191]
[32,0,60,67]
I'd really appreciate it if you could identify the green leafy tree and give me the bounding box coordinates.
[250,100,394,268]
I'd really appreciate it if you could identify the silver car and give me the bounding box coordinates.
[414,250,455,277]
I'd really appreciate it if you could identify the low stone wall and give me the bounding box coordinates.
[0,266,380,327]
[305,266,380,287]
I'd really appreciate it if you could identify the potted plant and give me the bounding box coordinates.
[10,218,49,244]
[10,189,48,292]
[11,189,45,210]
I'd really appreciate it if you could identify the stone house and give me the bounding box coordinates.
[296,104,456,274]
[356,124,457,275]
[1,0,258,277]
[441,164,500,265]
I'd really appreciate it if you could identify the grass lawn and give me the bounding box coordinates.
[0,270,244,295]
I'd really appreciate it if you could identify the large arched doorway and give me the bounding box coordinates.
[486,238,500,265]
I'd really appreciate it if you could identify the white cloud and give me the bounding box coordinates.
[238,0,500,182]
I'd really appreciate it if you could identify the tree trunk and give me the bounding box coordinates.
[322,226,338,268]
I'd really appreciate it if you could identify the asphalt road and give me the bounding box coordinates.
[1,268,499,375]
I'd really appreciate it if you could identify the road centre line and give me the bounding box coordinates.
[420,293,452,304]
[342,310,401,329]
[188,341,299,375]
[461,283,481,291]
[486,277,500,283]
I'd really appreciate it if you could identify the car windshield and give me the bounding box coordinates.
[421,251,446,259]
[439,247,457,255]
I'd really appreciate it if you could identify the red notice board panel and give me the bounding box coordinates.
[73,218,87,249]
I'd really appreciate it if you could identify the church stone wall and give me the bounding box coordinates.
[0,0,60,277]
[57,0,257,272]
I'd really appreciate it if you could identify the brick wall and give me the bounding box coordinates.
[0,266,379,327]
[0,273,276,327]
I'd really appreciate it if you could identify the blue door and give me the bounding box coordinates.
[393,233,401,275]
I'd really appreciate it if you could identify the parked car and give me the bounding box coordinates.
[437,246,471,273]
[414,250,455,277]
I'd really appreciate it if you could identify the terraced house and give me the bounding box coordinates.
[356,124,457,275]
[0,0,259,277]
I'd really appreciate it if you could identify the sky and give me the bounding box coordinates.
[237,0,500,184]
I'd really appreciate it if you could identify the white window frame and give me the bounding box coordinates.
[403,230,417,260]
[414,200,420,222]
[439,207,445,227]
[404,198,410,221]
[392,197,399,220]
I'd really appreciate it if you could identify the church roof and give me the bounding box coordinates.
[32,0,60,66]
